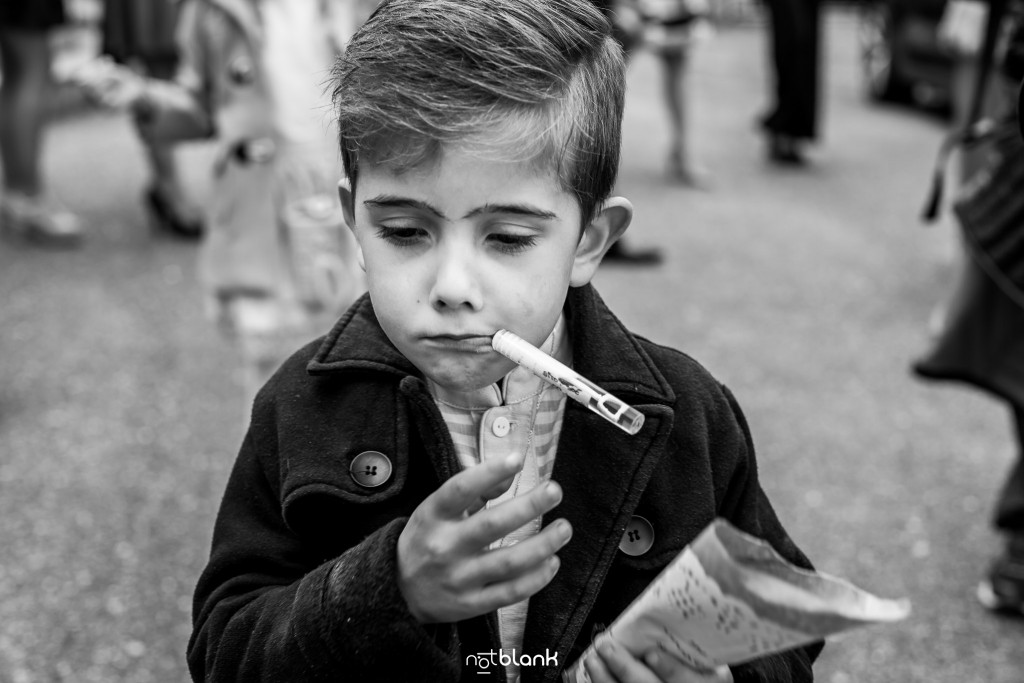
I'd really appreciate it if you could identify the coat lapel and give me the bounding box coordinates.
[521,402,674,682]
[521,286,677,681]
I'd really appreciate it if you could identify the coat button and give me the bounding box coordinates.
[350,451,392,488]
[618,515,654,556]
[491,416,511,437]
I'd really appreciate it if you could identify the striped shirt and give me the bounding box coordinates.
[428,316,571,683]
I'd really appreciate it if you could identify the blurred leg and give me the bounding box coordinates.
[0,27,52,196]
[791,0,820,141]
[761,0,795,135]
[143,137,204,238]
[761,0,818,163]
[0,27,81,245]
[978,405,1024,616]
[136,56,203,238]
[659,46,706,187]
[993,405,1024,534]
[660,50,686,169]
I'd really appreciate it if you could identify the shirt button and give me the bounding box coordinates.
[619,515,655,556]
[349,451,392,488]
[491,416,511,437]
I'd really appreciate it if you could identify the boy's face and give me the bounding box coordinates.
[341,147,625,393]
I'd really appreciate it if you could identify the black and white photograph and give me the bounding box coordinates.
[1,0,1023,681]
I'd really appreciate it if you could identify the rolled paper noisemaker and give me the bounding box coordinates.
[491,329,645,435]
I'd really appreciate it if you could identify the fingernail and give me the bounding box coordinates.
[546,481,562,502]
[558,520,573,541]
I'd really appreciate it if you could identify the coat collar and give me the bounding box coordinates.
[306,291,419,377]
[307,284,675,406]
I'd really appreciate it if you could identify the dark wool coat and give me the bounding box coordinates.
[187,284,822,682]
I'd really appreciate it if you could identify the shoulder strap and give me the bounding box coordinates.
[968,0,1009,125]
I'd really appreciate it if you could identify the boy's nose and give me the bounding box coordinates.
[429,245,483,311]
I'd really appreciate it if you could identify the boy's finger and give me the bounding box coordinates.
[431,453,525,518]
[477,472,517,503]
[459,480,562,548]
[457,518,572,585]
[643,649,733,683]
[582,646,619,683]
[465,472,518,515]
[593,639,660,683]
[469,554,561,614]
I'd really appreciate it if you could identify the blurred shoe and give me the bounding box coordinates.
[977,536,1024,617]
[146,183,204,239]
[767,134,807,166]
[667,151,711,189]
[0,191,83,248]
[603,240,663,266]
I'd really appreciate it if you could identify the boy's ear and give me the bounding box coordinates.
[337,178,365,271]
[570,196,633,287]
[337,177,356,230]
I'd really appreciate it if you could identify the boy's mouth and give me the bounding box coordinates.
[421,334,495,353]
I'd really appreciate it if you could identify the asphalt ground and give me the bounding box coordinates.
[1,7,1023,682]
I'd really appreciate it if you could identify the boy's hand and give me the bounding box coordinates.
[397,453,572,624]
[585,638,733,683]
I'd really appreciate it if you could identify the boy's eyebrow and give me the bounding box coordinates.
[464,203,558,221]
[364,197,559,222]
[363,196,446,218]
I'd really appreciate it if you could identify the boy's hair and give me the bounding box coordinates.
[332,0,627,225]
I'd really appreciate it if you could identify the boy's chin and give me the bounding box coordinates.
[425,359,515,395]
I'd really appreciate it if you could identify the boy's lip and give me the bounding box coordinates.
[421,334,495,353]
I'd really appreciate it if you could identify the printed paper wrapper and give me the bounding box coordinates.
[563,519,910,681]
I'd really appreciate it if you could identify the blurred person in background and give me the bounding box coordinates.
[758,0,821,165]
[102,0,203,238]
[591,0,715,265]
[913,0,1024,618]
[614,0,712,187]
[77,0,365,406]
[0,0,82,246]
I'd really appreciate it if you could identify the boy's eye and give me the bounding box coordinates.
[376,226,427,246]
[489,233,537,254]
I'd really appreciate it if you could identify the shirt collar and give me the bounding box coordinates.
[427,315,572,411]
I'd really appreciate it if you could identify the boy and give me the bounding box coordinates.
[187,1,822,681]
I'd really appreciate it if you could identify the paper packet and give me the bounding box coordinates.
[564,519,910,681]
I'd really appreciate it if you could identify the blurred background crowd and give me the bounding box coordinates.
[1,0,1023,681]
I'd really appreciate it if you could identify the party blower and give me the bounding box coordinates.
[491,329,645,436]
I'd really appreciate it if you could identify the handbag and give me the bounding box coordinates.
[952,117,1024,308]
[922,0,1024,308]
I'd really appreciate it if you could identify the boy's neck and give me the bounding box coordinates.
[428,315,571,410]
